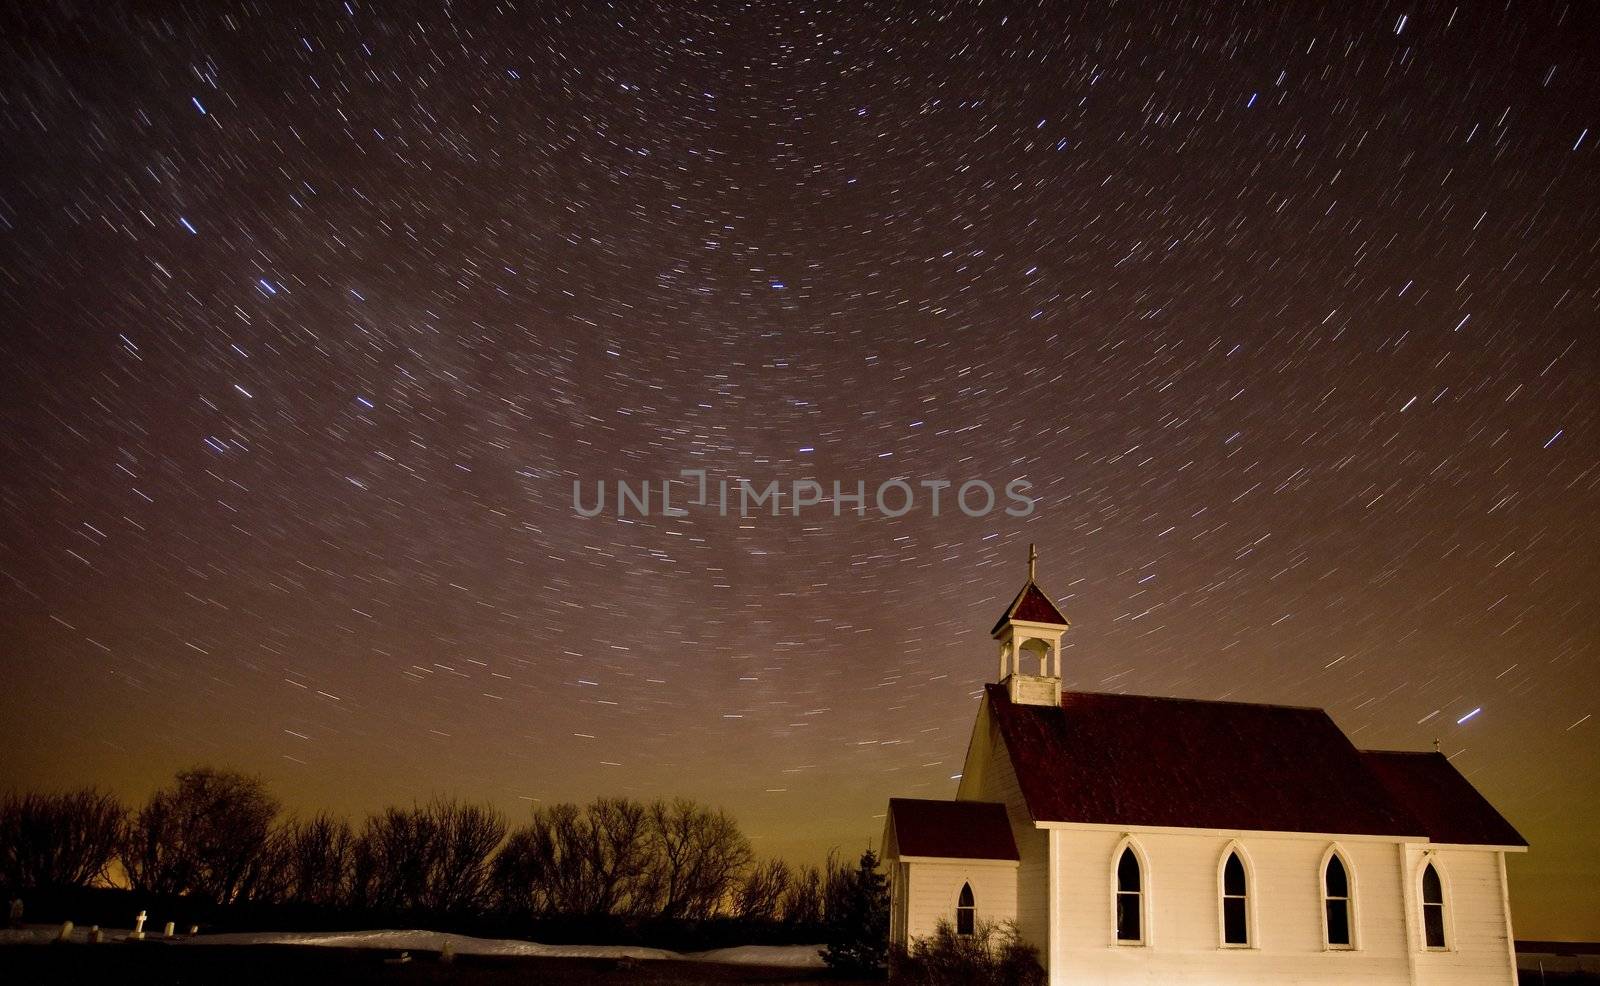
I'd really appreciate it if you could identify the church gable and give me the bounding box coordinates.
[956,690,1035,829]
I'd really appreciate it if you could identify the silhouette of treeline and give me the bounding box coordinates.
[2,768,857,946]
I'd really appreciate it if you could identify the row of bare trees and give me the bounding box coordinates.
[1,768,850,925]
[0,789,125,891]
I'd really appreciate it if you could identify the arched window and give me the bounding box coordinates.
[1421,862,1447,949]
[1221,850,1250,946]
[956,882,975,936]
[1116,846,1143,943]
[1323,853,1353,948]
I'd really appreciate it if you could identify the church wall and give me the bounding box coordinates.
[1408,846,1518,986]
[884,824,908,946]
[1045,825,1446,986]
[896,858,1019,944]
[957,695,1052,957]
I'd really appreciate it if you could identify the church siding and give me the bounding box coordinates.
[1042,826,1480,986]
[894,859,1019,944]
[1409,846,1518,986]
[959,696,1052,957]
[885,825,1518,985]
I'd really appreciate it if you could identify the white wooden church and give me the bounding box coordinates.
[883,548,1526,985]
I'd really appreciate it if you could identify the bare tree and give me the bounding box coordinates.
[283,814,355,906]
[490,824,545,915]
[352,800,505,915]
[428,800,507,914]
[643,798,753,920]
[585,797,653,916]
[352,805,436,911]
[533,802,595,914]
[734,858,792,921]
[493,796,757,921]
[782,862,825,926]
[823,849,853,923]
[121,767,281,904]
[235,826,292,904]
[121,785,187,896]
[0,789,126,889]
[493,797,652,917]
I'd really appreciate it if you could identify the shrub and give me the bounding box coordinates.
[892,919,1045,986]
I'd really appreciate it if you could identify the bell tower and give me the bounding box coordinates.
[992,544,1070,706]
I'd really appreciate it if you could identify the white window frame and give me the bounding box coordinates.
[1216,841,1257,949]
[1417,856,1454,952]
[1319,844,1359,951]
[955,881,976,937]
[1110,835,1151,947]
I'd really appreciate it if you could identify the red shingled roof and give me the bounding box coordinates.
[990,582,1070,634]
[986,684,1430,838]
[1360,750,1526,847]
[888,798,1019,861]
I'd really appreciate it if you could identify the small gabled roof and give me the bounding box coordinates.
[984,684,1428,838]
[1360,750,1527,847]
[990,581,1070,635]
[888,798,1019,861]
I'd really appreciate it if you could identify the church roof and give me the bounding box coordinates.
[990,581,1070,635]
[1360,750,1527,847]
[982,684,1518,845]
[888,798,1019,861]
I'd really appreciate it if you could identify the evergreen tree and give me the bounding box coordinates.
[822,847,889,976]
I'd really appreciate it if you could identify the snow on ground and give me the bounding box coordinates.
[684,944,827,967]
[184,929,826,968]
[188,929,676,961]
[1,926,133,945]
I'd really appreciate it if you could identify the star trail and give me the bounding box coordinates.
[0,0,1595,939]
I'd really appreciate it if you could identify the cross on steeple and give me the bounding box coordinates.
[1028,542,1037,581]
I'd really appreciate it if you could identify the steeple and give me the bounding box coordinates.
[992,542,1070,706]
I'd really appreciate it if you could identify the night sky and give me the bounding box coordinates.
[1,0,1596,940]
